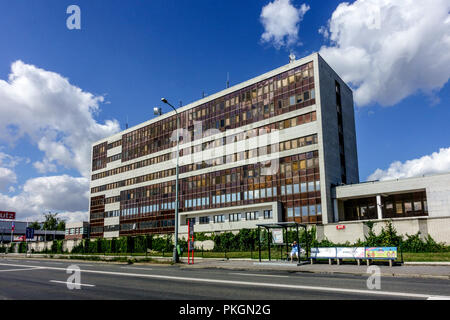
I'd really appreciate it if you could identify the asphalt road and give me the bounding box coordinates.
[0,257,449,300]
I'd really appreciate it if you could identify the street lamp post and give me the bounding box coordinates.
[155,98,181,263]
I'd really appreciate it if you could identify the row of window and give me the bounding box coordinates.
[287,204,322,217]
[91,132,318,194]
[65,227,88,235]
[342,192,428,221]
[107,140,122,150]
[97,219,176,233]
[92,111,317,181]
[107,153,122,163]
[98,152,320,212]
[189,210,273,225]
[118,63,314,163]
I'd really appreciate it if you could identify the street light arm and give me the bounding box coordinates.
[161,98,177,114]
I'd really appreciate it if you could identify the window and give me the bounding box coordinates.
[294,207,301,217]
[246,211,258,220]
[301,182,307,193]
[413,201,422,211]
[404,202,413,213]
[287,207,294,217]
[214,215,225,223]
[304,91,310,100]
[301,206,308,217]
[289,95,296,106]
[229,213,241,222]
[396,202,403,214]
[263,210,273,219]
[199,216,210,224]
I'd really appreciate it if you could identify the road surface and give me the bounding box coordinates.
[0,257,449,300]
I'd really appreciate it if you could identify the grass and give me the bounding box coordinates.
[402,252,450,262]
[19,248,450,262]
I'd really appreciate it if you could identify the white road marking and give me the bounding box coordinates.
[229,272,289,278]
[49,280,95,287]
[0,267,43,272]
[0,262,448,299]
[427,296,450,300]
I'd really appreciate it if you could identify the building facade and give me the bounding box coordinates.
[88,52,359,239]
[0,221,64,243]
[65,221,90,240]
[321,173,450,244]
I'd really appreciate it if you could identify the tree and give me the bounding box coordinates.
[28,221,41,230]
[56,220,66,231]
[42,212,66,231]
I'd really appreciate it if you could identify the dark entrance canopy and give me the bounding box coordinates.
[256,222,309,262]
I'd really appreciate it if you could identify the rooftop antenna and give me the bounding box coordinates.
[289,52,296,64]
[202,91,207,98]
[226,72,230,89]
[126,115,128,129]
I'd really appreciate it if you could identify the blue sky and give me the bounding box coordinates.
[0,0,449,221]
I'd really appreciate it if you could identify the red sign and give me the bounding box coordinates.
[0,211,15,220]
[336,225,346,230]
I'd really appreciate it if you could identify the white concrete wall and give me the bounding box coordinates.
[319,217,450,244]
[335,172,450,218]
[179,201,282,236]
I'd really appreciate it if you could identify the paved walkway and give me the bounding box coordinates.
[3,254,450,280]
[178,258,450,280]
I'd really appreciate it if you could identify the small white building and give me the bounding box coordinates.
[321,173,450,244]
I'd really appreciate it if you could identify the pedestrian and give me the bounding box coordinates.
[290,241,299,262]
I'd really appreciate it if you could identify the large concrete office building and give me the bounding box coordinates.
[89,52,359,239]
[88,52,450,243]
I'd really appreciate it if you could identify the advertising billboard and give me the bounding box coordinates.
[271,229,284,244]
[310,247,337,259]
[336,247,365,259]
[365,247,398,259]
[0,211,15,220]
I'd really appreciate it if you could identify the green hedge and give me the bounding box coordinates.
[26,220,450,255]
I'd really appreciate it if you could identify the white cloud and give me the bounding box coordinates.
[0,151,22,168]
[0,167,17,192]
[33,158,57,174]
[319,0,450,106]
[368,147,450,181]
[260,0,310,49]
[0,175,89,222]
[0,60,121,177]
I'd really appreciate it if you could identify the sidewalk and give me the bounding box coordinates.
[3,253,450,280]
[178,258,450,280]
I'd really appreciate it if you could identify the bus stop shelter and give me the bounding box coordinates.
[256,222,309,263]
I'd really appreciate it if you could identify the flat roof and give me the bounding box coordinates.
[334,171,450,199]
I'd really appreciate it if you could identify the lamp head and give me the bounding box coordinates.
[161,98,168,104]
[153,107,162,116]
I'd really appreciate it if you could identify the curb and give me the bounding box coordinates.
[178,263,450,280]
[404,262,450,266]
